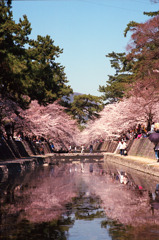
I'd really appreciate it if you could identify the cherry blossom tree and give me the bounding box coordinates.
[124,15,159,129]
[127,77,159,129]
[77,97,159,145]
[18,101,80,148]
[0,97,80,149]
[126,16,159,75]
[126,16,159,90]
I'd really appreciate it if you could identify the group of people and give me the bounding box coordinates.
[68,144,93,153]
[123,124,148,141]
[116,122,159,161]
[114,124,148,156]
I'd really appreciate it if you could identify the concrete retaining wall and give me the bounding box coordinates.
[128,138,156,160]
[94,138,156,160]
[0,138,16,160]
[93,141,118,153]
[0,138,52,161]
[0,136,156,161]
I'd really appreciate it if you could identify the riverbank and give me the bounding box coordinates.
[0,136,159,179]
[1,151,159,183]
[103,152,159,177]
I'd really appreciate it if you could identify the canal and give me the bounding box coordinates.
[1,159,159,240]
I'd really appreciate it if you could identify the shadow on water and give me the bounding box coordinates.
[1,161,159,239]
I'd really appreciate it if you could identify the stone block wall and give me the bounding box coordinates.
[95,138,156,160]
[0,138,16,160]
[128,138,156,160]
[0,135,157,161]
[94,140,118,153]
[15,141,30,158]
[0,138,52,161]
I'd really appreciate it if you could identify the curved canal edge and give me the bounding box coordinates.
[1,151,159,181]
[103,152,159,177]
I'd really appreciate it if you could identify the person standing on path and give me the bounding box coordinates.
[81,145,84,153]
[115,139,127,155]
[89,144,93,153]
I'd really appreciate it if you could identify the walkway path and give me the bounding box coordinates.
[103,152,159,177]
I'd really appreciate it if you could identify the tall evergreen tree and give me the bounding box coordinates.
[125,15,159,86]
[0,0,72,108]
[123,12,159,128]
[100,6,159,105]
[99,52,133,103]
[64,94,103,125]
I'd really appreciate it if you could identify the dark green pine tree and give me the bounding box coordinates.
[0,0,72,108]
[65,94,103,125]
[143,10,159,17]
[99,52,133,104]
[27,35,72,106]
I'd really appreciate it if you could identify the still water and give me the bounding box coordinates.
[1,160,159,239]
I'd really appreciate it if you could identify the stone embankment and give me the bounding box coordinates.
[94,137,159,177]
[103,153,159,177]
[0,137,158,181]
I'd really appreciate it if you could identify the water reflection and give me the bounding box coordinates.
[1,161,159,239]
[102,162,159,225]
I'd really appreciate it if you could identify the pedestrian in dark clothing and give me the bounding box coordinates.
[89,144,93,153]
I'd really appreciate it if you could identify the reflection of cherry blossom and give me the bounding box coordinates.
[5,164,78,223]
[5,163,159,227]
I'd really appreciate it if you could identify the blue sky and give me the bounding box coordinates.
[12,0,158,96]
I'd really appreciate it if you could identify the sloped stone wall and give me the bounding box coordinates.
[15,141,30,157]
[0,136,156,161]
[94,140,118,153]
[128,138,156,160]
[0,138,16,160]
[22,140,35,156]
[95,138,156,160]
[0,138,52,161]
